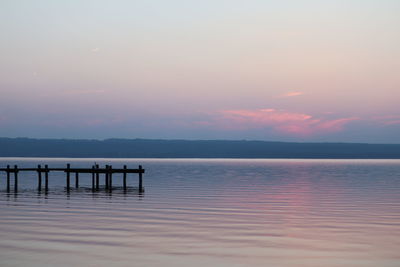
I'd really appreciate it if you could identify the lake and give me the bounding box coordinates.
[1,158,400,267]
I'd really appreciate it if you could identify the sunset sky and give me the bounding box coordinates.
[1,0,399,143]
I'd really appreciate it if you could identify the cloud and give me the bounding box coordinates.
[212,109,358,136]
[91,47,100,53]
[63,89,105,95]
[0,115,6,123]
[279,91,304,98]
[383,120,400,126]
[371,115,400,126]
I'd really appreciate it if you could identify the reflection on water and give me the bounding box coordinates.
[1,159,400,267]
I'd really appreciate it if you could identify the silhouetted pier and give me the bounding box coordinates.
[0,164,144,193]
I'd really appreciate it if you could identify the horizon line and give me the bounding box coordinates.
[1,137,399,146]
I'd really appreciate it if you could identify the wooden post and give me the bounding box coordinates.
[104,165,107,189]
[108,165,112,190]
[96,164,100,190]
[14,165,18,192]
[75,172,79,188]
[105,165,109,189]
[123,165,127,190]
[37,165,42,191]
[6,165,10,193]
[45,165,49,191]
[66,163,70,191]
[91,166,95,191]
[139,165,143,191]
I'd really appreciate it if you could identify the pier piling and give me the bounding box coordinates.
[45,165,49,191]
[123,165,127,190]
[66,164,70,191]
[37,165,42,191]
[109,165,113,190]
[91,166,95,191]
[14,165,18,192]
[75,172,79,188]
[6,165,10,192]
[139,165,143,191]
[96,164,100,190]
[105,165,109,190]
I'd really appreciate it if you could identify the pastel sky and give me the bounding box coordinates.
[1,0,399,143]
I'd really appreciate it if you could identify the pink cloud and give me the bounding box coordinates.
[0,115,7,124]
[279,91,304,98]
[216,109,358,136]
[63,89,106,95]
[86,116,125,126]
[383,120,400,126]
[371,115,400,126]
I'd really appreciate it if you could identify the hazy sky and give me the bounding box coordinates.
[1,0,399,143]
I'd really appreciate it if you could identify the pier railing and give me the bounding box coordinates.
[0,164,144,192]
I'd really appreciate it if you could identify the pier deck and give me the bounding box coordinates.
[1,164,144,192]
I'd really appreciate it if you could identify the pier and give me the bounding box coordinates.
[0,164,145,193]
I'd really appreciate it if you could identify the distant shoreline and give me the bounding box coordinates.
[1,157,400,161]
[1,138,399,159]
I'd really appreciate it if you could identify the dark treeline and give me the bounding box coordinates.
[0,137,399,159]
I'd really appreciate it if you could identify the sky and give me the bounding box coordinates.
[0,0,399,143]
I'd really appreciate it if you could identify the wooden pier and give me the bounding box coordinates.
[0,164,145,193]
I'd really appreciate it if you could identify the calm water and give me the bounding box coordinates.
[0,158,400,267]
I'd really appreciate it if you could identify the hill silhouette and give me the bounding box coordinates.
[0,138,399,158]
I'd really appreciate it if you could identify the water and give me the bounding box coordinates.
[1,158,400,267]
